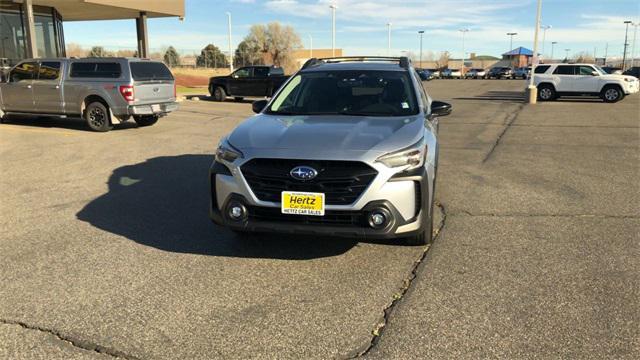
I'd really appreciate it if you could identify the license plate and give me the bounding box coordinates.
[151,104,161,112]
[281,191,325,216]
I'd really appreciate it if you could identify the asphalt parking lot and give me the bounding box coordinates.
[1,80,638,359]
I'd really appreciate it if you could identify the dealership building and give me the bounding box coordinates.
[0,0,184,67]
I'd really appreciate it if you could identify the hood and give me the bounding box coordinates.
[599,74,635,81]
[228,114,424,155]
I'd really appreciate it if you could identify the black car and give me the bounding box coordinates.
[623,67,640,79]
[486,67,513,79]
[209,65,289,101]
[600,66,622,75]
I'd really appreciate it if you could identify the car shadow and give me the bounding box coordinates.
[76,154,357,260]
[454,90,525,102]
[2,115,139,131]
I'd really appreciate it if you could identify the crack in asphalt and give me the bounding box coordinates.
[346,202,448,359]
[482,103,525,163]
[451,210,639,219]
[0,319,140,359]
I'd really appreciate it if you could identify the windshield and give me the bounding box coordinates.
[267,70,419,117]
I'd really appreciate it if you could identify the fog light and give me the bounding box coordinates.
[226,201,247,221]
[371,213,385,226]
[230,206,243,219]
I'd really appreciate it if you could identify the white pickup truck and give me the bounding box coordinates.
[533,63,639,103]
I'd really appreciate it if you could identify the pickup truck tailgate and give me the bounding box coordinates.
[129,61,175,104]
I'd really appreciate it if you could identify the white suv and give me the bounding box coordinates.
[533,63,639,103]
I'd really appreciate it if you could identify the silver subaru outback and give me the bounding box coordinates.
[209,57,451,245]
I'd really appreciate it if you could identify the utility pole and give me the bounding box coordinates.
[460,28,470,77]
[387,23,392,56]
[309,34,313,58]
[623,20,632,70]
[418,30,424,68]
[632,23,638,68]
[507,32,517,51]
[541,25,551,57]
[527,0,542,104]
[565,48,570,60]
[227,12,233,72]
[330,4,337,57]
[551,41,557,60]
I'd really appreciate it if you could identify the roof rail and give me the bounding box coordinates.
[301,56,412,70]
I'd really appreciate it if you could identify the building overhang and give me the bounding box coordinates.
[11,0,184,20]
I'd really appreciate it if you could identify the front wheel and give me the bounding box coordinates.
[212,86,227,102]
[85,101,112,132]
[601,86,624,103]
[134,115,158,127]
[405,206,434,246]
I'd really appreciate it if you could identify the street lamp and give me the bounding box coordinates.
[226,12,233,72]
[330,4,337,57]
[550,41,557,60]
[565,48,571,60]
[622,20,632,70]
[460,28,470,77]
[387,23,392,56]
[541,25,551,57]
[507,32,517,51]
[418,30,425,68]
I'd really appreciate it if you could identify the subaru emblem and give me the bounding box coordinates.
[290,166,318,181]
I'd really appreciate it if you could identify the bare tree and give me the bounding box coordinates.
[574,51,595,64]
[66,43,85,57]
[239,22,302,72]
[436,51,450,69]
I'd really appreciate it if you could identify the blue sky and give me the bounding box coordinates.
[64,0,639,59]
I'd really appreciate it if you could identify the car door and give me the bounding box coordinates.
[250,67,271,96]
[572,65,600,93]
[1,61,37,112]
[32,61,64,113]
[227,67,251,95]
[552,65,576,92]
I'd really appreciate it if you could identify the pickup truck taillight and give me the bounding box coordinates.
[119,85,134,102]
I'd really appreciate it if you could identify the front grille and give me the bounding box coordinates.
[241,159,378,205]
[247,206,365,226]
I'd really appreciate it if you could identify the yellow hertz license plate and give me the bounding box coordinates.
[281,191,325,216]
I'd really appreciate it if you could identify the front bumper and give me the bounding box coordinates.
[208,160,432,240]
[624,81,640,94]
[129,102,179,115]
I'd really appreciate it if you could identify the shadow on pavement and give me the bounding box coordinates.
[2,115,138,131]
[185,94,258,104]
[76,154,357,259]
[454,90,525,102]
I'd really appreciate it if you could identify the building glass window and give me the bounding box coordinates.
[0,4,26,67]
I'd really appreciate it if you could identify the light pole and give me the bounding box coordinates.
[565,48,570,61]
[507,32,517,51]
[551,41,557,60]
[330,4,337,57]
[623,20,632,70]
[309,34,313,58]
[226,12,233,72]
[526,0,542,104]
[386,23,392,56]
[632,23,638,68]
[418,30,425,68]
[541,25,551,57]
[460,28,469,77]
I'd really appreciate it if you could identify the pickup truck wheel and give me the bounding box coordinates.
[85,102,112,132]
[538,84,556,101]
[601,85,624,103]
[213,86,227,102]
[133,115,158,127]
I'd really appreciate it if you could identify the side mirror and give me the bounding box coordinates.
[252,99,268,114]
[430,101,452,117]
[591,71,599,76]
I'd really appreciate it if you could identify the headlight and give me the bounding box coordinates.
[215,137,243,163]
[376,139,427,169]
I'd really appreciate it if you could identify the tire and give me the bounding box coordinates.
[601,85,624,103]
[84,101,112,132]
[234,97,244,102]
[212,86,227,102]
[133,115,158,127]
[405,199,434,246]
[538,84,556,101]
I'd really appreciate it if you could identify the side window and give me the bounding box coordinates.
[38,61,61,80]
[70,62,121,78]
[553,66,576,75]
[534,65,550,74]
[233,68,251,78]
[253,67,269,77]
[10,62,37,82]
[578,66,595,75]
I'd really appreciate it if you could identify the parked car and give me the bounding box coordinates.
[443,68,462,79]
[534,63,639,102]
[465,68,486,79]
[600,66,623,75]
[513,67,531,79]
[622,66,640,79]
[0,57,177,131]
[208,65,289,101]
[416,68,434,81]
[425,68,440,79]
[209,56,452,245]
[486,67,513,79]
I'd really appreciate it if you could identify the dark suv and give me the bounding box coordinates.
[487,67,513,79]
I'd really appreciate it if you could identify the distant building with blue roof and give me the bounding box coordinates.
[502,47,535,67]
